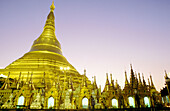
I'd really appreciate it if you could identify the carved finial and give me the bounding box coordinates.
[142,73,146,86]
[150,75,155,88]
[16,72,22,89]
[82,72,87,87]
[125,70,129,85]
[93,76,98,89]
[18,72,21,81]
[135,72,138,81]
[3,72,10,90]
[125,70,127,78]
[106,73,108,79]
[84,69,86,76]
[110,73,114,87]
[130,64,134,76]
[148,78,150,86]
[138,73,142,85]
[26,72,29,84]
[110,73,112,81]
[94,76,96,82]
[165,70,168,79]
[115,79,118,89]
[7,72,10,78]
[130,64,132,69]
[50,1,55,11]
[103,73,110,92]
[30,72,33,83]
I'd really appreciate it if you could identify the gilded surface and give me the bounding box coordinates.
[0,1,91,89]
[0,2,162,110]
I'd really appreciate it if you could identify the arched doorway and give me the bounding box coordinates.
[17,96,24,105]
[144,97,150,107]
[128,97,135,108]
[48,97,54,109]
[82,97,88,109]
[112,98,118,108]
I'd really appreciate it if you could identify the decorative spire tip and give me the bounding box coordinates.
[50,1,55,11]
[130,64,132,69]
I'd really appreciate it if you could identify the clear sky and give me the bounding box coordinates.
[0,0,170,91]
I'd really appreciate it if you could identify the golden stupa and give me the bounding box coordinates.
[0,2,162,110]
[1,1,90,89]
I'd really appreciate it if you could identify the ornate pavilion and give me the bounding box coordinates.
[0,2,162,109]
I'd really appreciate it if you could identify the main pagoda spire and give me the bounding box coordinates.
[30,1,62,55]
[3,2,90,89]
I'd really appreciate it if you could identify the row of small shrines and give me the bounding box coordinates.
[0,67,164,109]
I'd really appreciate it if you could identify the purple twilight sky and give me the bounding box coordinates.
[0,0,170,91]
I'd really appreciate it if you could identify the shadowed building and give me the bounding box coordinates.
[161,71,170,107]
[99,65,161,109]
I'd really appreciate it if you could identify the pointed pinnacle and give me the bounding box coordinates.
[110,73,112,81]
[165,70,168,79]
[148,78,150,86]
[130,64,132,69]
[84,69,86,76]
[50,1,55,11]
[106,73,108,79]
